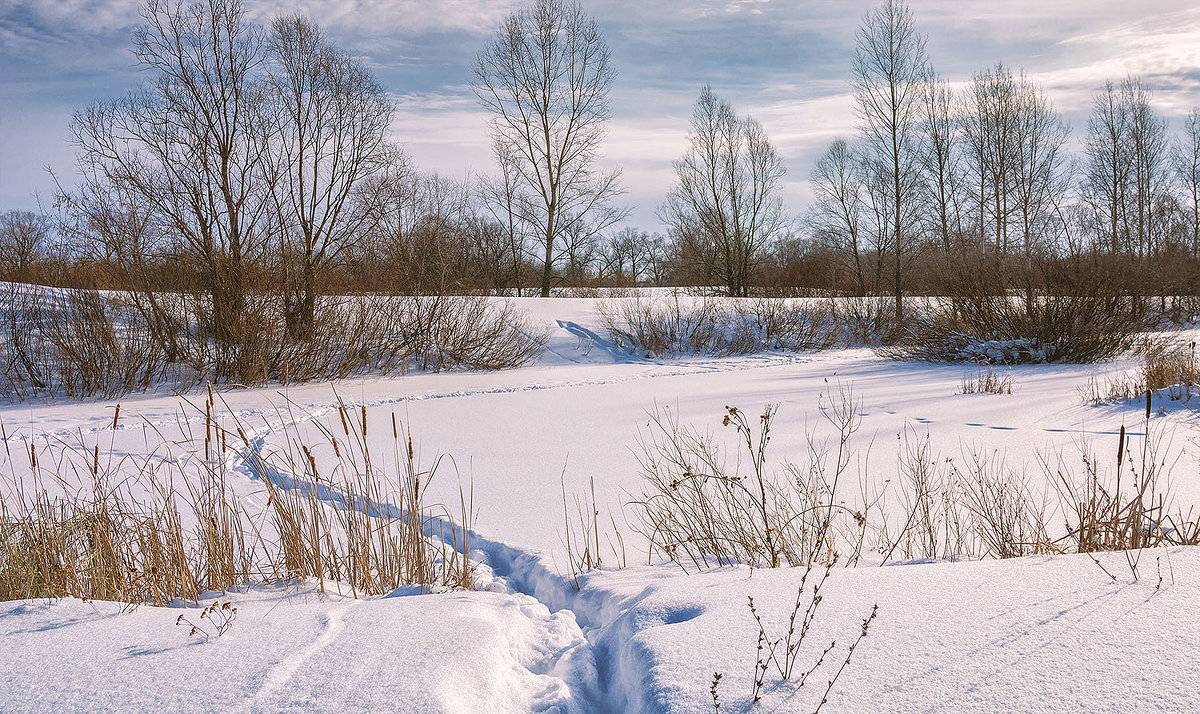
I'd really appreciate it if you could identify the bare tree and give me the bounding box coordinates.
[1176,108,1200,256]
[478,138,534,294]
[918,71,963,250]
[263,14,393,339]
[962,63,1019,254]
[852,0,928,321]
[661,85,787,297]
[473,0,625,297]
[1123,77,1170,258]
[70,0,269,359]
[808,139,868,295]
[1081,78,1168,257]
[0,210,52,282]
[602,226,652,285]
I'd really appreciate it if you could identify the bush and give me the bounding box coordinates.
[0,286,547,400]
[892,253,1147,364]
[598,295,837,358]
[633,390,863,570]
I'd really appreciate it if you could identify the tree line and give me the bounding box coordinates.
[5,0,1200,325]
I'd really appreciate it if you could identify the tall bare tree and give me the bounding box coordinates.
[852,0,928,321]
[70,0,269,357]
[478,138,534,294]
[1176,108,1200,256]
[808,139,869,295]
[1123,78,1170,258]
[263,14,393,339]
[918,71,963,250]
[473,0,625,297]
[1082,78,1168,257]
[661,85,787,297]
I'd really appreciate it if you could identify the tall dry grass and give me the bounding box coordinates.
[0,391,475,604]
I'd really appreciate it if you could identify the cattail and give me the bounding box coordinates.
[29,442,36,470]
[112,403,121,430]
[92,444,100,476]
[1117,424,1126,466]
[1145,389,1152,420]
[391,413,398,440]
[339,406,349,436]
[332,436,341,458]
[361,405,367,437]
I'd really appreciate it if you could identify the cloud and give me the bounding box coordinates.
[4,0,1200,227]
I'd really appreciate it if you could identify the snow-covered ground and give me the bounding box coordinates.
[2,296,1199,712]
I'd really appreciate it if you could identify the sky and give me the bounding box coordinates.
[3,0,1200,230]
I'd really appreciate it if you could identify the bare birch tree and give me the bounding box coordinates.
[918,71,963,250]
[1176,108,1200,256]
[472,0,625,297]
[808,139,869,295]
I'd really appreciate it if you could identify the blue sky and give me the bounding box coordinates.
[3,0,1200,229]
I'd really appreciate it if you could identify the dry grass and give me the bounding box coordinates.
[960,365,1013,395]
[1083,339,1199,405]
[633,391,1198,571]
[0,392,475,604]
[560,475,625,590]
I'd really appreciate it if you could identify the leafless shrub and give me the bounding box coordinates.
[0,285,173,400]
[832,296,900,346]
[598,295,837,358]
[394,294,548,371]
[633,388,864,570]
[958,451,1053,559]
[893,254,1147,364]
[746,557,878,707]
[1,287,546,400]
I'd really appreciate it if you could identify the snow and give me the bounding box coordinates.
[0,585,594,713]
[3,295,1199,712]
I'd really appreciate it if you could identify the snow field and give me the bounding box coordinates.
[3,296,1200,712]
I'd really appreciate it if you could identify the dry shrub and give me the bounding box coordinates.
[833,296,901,346]
[633,388,864,570]
[894,253,1147,364]
[0,287,546,400]
[957,452,1052,559]
[598,295,837,358]
[0,395,475,603]
[1,285,173,399]
[394,294,548,371]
